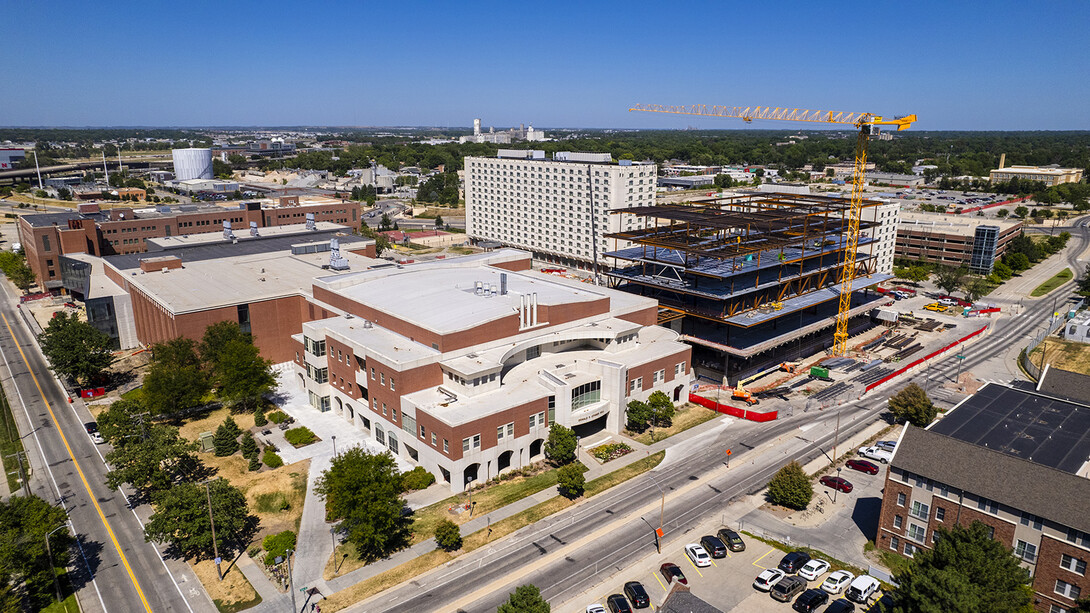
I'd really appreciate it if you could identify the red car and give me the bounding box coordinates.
[819,476,853,493]
[846,459,879,475]
[660,562,687,585]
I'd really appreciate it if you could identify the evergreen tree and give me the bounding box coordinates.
[254,407,268,427]
[213,417,240,457]
[240,431,259,459]
[248,455,261,472]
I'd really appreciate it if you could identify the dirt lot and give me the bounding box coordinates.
[1029,337,1090,375]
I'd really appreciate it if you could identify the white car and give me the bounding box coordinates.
[875,440,898,452]
[857,445,894,464]
[753,568,786,591]
[846,575,881,603]
[821,570,855,594]
[585,606,606,613]
[685,543,712,567]
[797,559,830,581]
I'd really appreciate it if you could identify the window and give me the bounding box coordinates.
[1021,512,1043,530]
[675,361,685,376]
[526,345,540,359]
[529,412,545,428]
[42,236,51,252]
[935,507,945,522]
[977,497,999,514]
[908,523,927,543]
[1055,580,1081,600]
[897,492,907,507]
[1067,529,1090,548]
[431,433,437,446]
[304,336,326,357]
[548,395,555,424]
[382,403,387,416]
[381,373,385,386]
[1014,540,1038,563]
[571,381,602,410]
[893,515,903,529]
[390,378,395,392]
[653,369,665,384]
[371,367,376,380]
[1050,605,1069,613]
[400,414,415,435]
[910,501,930,521]
[629,377,642,394]
[375,427,385,445]
[462,434,481,453]
[420,425,426,438]
[443,439,449,453]
[1061,554,1087,575]
[889,536,900,551]
[904,542,919,558]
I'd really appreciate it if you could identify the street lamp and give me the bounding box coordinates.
[648,473,666,553]
[286,548,297,613]
[201,479,222,581]
[331,435,337,458]
[45,524,67,609]
[833,467,842,504]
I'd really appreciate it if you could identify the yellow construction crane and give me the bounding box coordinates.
[629,104,917,356]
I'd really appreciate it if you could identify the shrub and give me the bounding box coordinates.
[248,455,261,471]
[267,410,289,424]
[254,491,291,513]
[557,462,586,499]
[767,460,813,510]
[254,408,267,427]
[284,426,317,447]
[262,530,297,566]
[434,519,462,551]
[544,423,577,466]
[263,448,284,469]
[401,466,436,491]
[213,418,240,457]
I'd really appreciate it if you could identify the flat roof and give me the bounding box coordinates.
[929,383,1090,474]
[898,210,1022,233]
[992,166,1082,175]
[146,221,350,250]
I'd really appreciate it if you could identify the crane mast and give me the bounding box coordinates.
[629,104,916,356]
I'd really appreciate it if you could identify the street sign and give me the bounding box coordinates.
[725,449,732,455]
[956,355,965,360]
[655,528,664,538]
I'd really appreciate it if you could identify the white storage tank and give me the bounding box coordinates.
[171,148,213,181]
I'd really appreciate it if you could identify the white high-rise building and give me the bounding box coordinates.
[866,201,900,275]
[466,151,657,268]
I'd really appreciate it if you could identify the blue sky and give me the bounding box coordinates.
[4,0,1088,130]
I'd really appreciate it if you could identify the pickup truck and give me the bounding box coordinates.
[857,445,894,464]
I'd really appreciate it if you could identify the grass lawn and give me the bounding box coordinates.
[41,594,79,613]
[626,403,719,445]
[0,389,29,493]
[191,557,262,613]
[1030,267,1073,297]
[1029,337,1090,376]
[447,246,479,255]
[321,452,665,599]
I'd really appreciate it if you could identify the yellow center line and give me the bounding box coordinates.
[3,314,153,612]
[752,547,776,569]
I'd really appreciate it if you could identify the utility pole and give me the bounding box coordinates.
[201,479,222,581]
[33,151,43,190]
[287,548,297,613]
[832,411,841,462]
[102,152,110,188]
[649,474,665,553]
[46,524,67,610]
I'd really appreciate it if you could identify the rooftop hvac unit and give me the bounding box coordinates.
[250,221,259,236]
[222,220,235,240]
[500,273,507,295]
[329,238,350,271]
[305,213,316,231]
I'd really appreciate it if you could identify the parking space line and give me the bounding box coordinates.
[752,548,777,569]
[685,557,704,577]
[653,572,667,593]
[710,558,718,568]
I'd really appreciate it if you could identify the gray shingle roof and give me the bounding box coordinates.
[660,585,724,613]
[1037,365,1090,406]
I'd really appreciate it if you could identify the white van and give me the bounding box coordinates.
[846,575,880,603]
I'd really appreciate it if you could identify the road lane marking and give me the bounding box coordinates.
[2,314,153,613]
[753,548,776,569]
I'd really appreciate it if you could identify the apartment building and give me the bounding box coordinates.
[878,381,1090,613]
[18,197,360,289]
[990,165,1084,187]
[895,211,1023,274]
[465,150,657,269]
[294,249,691,491]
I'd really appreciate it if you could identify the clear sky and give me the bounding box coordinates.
[4,0,1088,130]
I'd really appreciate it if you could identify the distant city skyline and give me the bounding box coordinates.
[4,0,1088,130]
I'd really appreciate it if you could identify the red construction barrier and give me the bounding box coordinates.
[865,325,988,392]
[689,393,778,422]
[19,292,52,303]
[79,387,106,399]
[953,195,1030,215]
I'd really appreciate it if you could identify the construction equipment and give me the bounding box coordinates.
[780,362,799,374]
[731,381,760,406]
[629,104,917,356]
[809,366,833,382]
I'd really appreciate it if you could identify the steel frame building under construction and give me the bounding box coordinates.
[604,192,895,384]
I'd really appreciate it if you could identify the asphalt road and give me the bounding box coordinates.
[0,280,212,613]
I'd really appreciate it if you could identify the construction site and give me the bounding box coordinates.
[604,192,898,388]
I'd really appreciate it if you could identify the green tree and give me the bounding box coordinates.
[1013,205,1029,219]
[1004,252,1031,272]
[261,530,296,565]
[557,463,586,499]
[888,383,938,428]
[97,398,147,446]
[213,416,241,456]
[647,391,676,427]
[991,261,1013,281]
[248,455,261,471]
[254,407,268,427]
[105,424,208,496]
[240,431,259,459]
[1071,598,1090,613]
[434,519,462,551]
[625,399,652,433]
[886,521,1033,613]
[1080,263,1090,295]
[904,266,930,283]
[766,460,813,510]
[544,423,577,466]
[314,447,410,563]
[434,214,444,229]
[142,337,210,415]
[0,250,36,291]
[934,266,967,295]
[213,340,275,410]
[996,208,1009,218]
[143,479,259,561]
[37,312,115,386]
[498,584,550,613]
[963,277,992,302]
[379,213,393,231]
[0,495,72,612]
[199,321,250,368]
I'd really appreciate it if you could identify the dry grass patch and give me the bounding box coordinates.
[178,406,256,441]
[191,557,261,613]
[627,403,719,445]
[1029,337,1090,375]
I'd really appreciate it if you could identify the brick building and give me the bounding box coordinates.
[895,211,1023,274]
[293,249,692,491]
[18,197,360,290]
[878,381,1090,613]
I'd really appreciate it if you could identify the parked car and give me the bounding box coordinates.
[821,570,855,594]
[660,562,687,585]
[845,459,878,475]
[685,543,712,567]
[824,599,856,612]
[586,606,607,613]
[857,446,894,464]
[938,297,958,307]
[770,576,807,602]
[845,575,880,603]
[606,594,632,613]
[699,535,728,558]
[819,476,853,493]
[778,551,812,574]
[798,559,831,581]
[717,528,746,552]
[874,440,898,452]
[623,581,650,609]
[793,588,830,612]
[753,569,786,592]
[85,422,104,445]
[924,302,948,312]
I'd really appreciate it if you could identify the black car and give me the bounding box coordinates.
[793,588,829,612]
[606,593,632,613]
[778,551,813,574]
[623,581,650,609]
[824,599,855,613]
[699,535,728,558]
[717,528,746,552]
[770,576,806,602]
